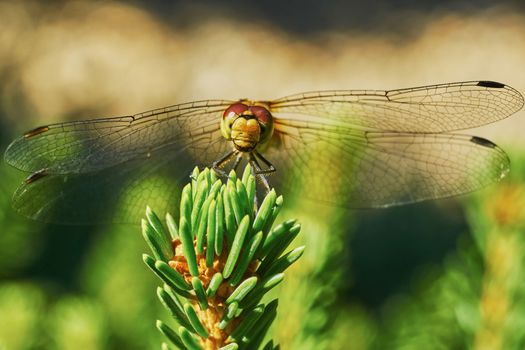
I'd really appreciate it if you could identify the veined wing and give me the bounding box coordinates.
[4,100,234,175]
[9,126,231,224]
[5,100,234,223]
[263,119,510,207]
[269,81,524,132]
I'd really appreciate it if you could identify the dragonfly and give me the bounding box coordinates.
[4,80,524,224]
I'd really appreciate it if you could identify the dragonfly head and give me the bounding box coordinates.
[221,101,274,152]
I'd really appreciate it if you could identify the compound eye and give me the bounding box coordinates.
[250,106,270,122]
[250,105,274,141]
[224,111,236,129]
[221,103,249,138]
[223,103,249,119]
[251,106,272,128]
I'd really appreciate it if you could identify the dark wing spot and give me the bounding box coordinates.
[25,169,48,184]
[24,125,50,138]
[470,136,497,148]
[477,81,505,89]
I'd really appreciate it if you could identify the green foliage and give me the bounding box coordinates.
[142,166,304,349]
[81,223,163,349]
[48,297,108,350]
[0,284,109,350]
[0,163,44,277]
[373,151,525,350]
[270,203,371,350]
[0,283,45,350]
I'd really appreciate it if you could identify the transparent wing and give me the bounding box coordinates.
[10,131,231,224]
[270,81,524,132]
[4,100,234,174]
[262,119,510,207]
[5,101,234,224]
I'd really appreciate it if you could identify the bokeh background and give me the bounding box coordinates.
[1,1,525,349]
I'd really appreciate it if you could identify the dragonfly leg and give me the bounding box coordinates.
[249,153,271,193]
[224,152,244,182]
[231,152,243,172]
[253,150,276,174]
[212,149,238,177]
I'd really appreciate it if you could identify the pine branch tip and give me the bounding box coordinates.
[141,166,304,349]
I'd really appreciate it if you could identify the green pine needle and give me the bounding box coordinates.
[156,321,185,349]
[179,216,199,277]
[141,165,304,349]
[143,255,192,298]
[227,304,265,343]
[225,276,258,304]
[206,273,224,298]
[165,213,179,239]
[179,325,203,350]
[142,219,171,262]
[228,231,263,287]
[184,303,209,338]
[191,277,209,310]
[156,287,195,332]
[155,260,191,291]
[223,215,251,279]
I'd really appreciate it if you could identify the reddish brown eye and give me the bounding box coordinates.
[223,103,249,118]
[250,106,272,125]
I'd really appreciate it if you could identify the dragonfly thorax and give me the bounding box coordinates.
[221,101,274,152]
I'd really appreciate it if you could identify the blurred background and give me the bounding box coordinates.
[1,1,525,349]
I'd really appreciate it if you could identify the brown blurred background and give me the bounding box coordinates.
[1,1,524,144]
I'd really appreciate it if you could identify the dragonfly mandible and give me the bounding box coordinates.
[4,80,524,223]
